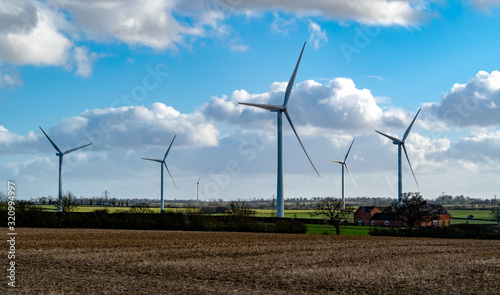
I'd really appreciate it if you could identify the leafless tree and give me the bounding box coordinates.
[390,192,439,228]
[57,192,80,213]
[227,199,256,218]
[311,197,353,235]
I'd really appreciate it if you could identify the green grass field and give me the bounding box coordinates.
[447,209,494,219]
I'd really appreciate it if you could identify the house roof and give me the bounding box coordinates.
[426,204,450,215]
[357,206,378,213]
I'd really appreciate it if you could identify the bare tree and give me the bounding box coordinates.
[390,192,439,228]
[56,192,80,212]
[129,203,153,214]
[227,199,256,218]
[311,198,353,235]
[490,207,500,226]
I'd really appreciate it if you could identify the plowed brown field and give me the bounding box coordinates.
[2,228,499,294]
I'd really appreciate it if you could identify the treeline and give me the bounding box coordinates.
[3,192,498,209]
[0,204,306,234]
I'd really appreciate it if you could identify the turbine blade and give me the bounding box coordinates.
[197,177,200,184]
[39,127,62,154]
[375,130,402,144]
[402,144,419,187]
[63,143,92,155]
[163,135,177,161]
[142,158,162,163]
[164,162,177,189]
[283,41,306,107]
[403,108,421,142]
[238,102,284,111]
[344,163,357,188]
[284,111,320,178]
[344,138,355,162]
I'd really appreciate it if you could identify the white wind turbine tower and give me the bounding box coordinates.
[142,135,177,213]
[39,127,92,212]
[375,109,421,208]
[329,139,356,211]
[238,41,320,218]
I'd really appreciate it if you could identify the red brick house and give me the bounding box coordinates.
[354,204,450,227]
[354,206,382,226]
[419,204,451,227]
[370,212,404,227]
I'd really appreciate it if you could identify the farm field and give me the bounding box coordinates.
[3,228,499,294]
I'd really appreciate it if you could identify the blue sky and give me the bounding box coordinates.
[1,0,500,201]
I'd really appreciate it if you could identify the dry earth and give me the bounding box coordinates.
[1,228,499,294]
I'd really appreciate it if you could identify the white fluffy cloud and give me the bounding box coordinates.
[202,77,419,135]
[221,0,430,26]
[423,70,500,127]
[52,103,219,150]
[56,0,203,50]
[0,0,73,66]
[0,0,436,83]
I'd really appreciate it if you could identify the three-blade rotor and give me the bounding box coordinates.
[142,135,177,188]
[40,127,93,156]
[329,139,356,187]
[237,41,319,178]
[375,108,421,186]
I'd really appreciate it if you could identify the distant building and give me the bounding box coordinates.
[354,205,451,227]
[354,206,382,226]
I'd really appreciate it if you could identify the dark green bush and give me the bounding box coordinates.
[369,225,498,240]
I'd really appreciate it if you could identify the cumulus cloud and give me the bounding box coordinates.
[223,0,430,26]
[202,77,420,135]
[51,103,219,151]
[0,0,435,86]
[0,126,39,154]
[57,0,203,50]
[423,70,500,127]
[0,0,73,66]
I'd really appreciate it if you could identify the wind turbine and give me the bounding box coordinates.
[142,135,177,213]
[238,41,320,218]
[196,177,200,203]
[329,139,356,211]
[39,127,92,212]
[375,108,421,208]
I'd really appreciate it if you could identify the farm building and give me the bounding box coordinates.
[354,205,451,227]
[354,206,383,226]
[419,204,451,227]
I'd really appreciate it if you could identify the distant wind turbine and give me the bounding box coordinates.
[375,108,421,208]
[329,139,356,211]
[196,177,200,203]
[238,41,320,218]
[39,127,92,212]
[142,135,177,213]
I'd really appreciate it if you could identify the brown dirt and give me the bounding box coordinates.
[2,228,499,294]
